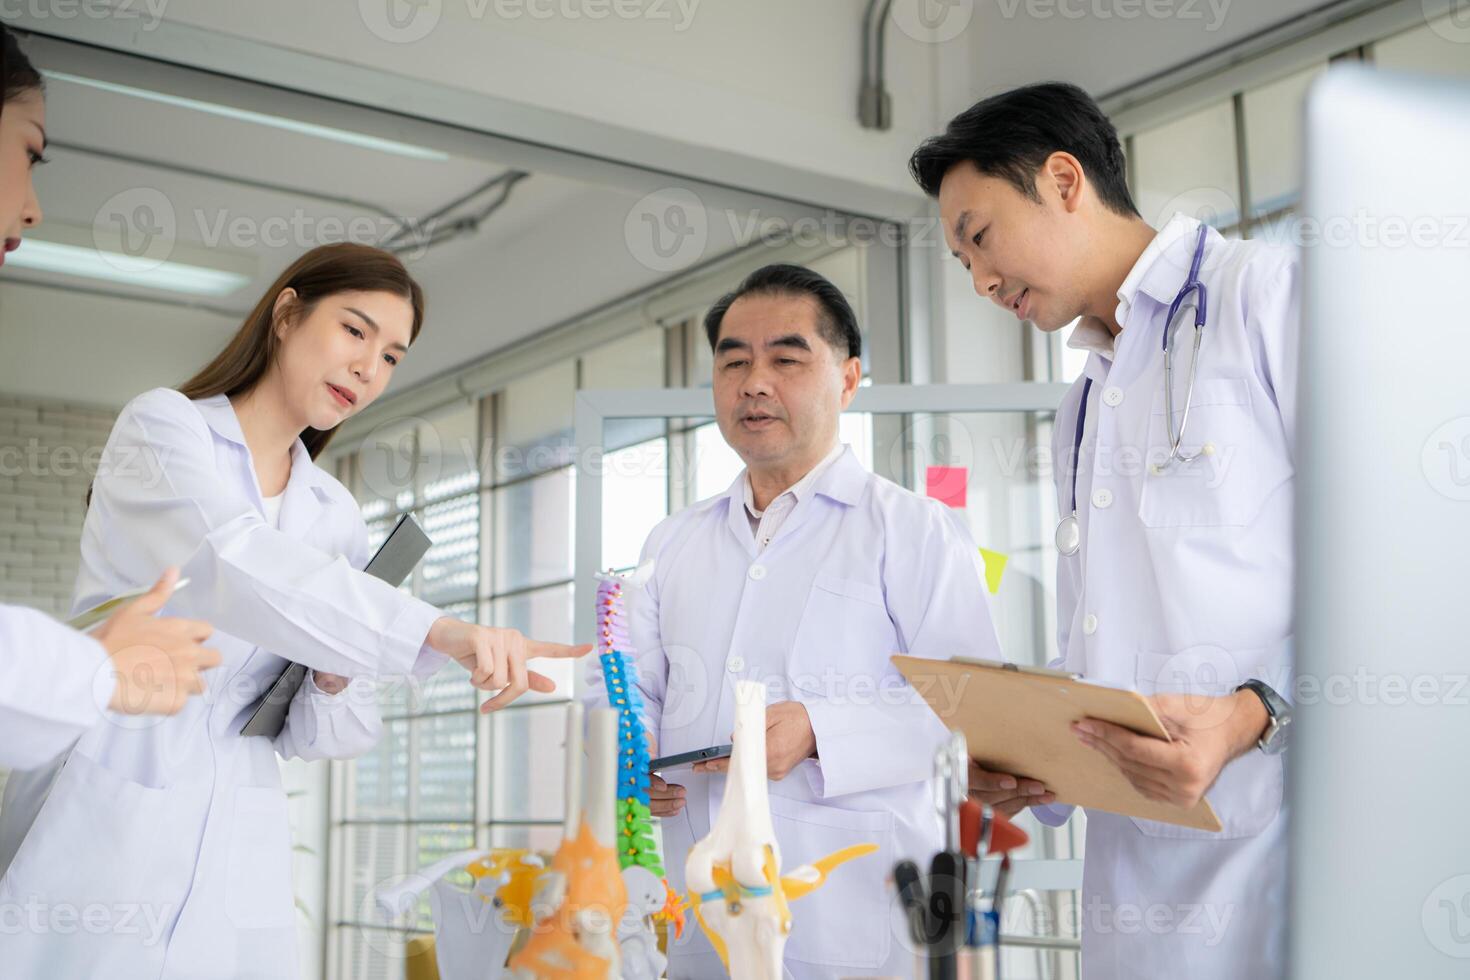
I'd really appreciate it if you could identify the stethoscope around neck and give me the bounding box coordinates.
[1055,223,1211,558]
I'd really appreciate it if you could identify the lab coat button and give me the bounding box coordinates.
[1092,488,1114,509]
[1083,614,1099,635]
[748,564,767,580]
[727,656,745,673]
[1102,386,1125,407]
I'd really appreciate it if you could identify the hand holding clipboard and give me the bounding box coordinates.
[240,513,432,738]
[70,568,222,717]
[893,656,1222,831]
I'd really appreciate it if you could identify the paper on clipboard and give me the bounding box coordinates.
[66,578,192,634]
[892,655,1222,832]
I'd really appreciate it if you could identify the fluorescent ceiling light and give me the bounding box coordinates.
[44,70,450,163]
[6,239,252,297]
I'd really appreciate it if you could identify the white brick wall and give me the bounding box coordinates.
[0,394,118,618]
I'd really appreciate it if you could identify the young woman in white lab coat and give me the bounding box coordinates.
[0,27,222,769]
[0,241,590,979]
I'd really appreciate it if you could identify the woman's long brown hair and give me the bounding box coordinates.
[2,26,46,108]
[179,242,425,459]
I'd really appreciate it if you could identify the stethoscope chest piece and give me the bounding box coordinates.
[1056,513,1081,557]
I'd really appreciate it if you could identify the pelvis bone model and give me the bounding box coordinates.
[684,681,877,980]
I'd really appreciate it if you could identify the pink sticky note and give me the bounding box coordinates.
[925,466,968,509]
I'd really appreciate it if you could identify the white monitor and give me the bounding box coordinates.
[1292,66,1470,977]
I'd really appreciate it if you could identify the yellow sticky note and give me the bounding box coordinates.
[978,547,1008,595]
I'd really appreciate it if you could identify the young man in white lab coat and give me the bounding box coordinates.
[585,264,1003,978]
[910,83,1296,978]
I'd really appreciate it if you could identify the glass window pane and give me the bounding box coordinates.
[691,310,716,386]
[408,823,476,930]
[405,602,477,719]
[364,516,393,558]
[1243,64,1325,217]
[487,823,564,853]
[602,437,669,571]
[492,469,574,593]
[1058,319,1089,383]
[489,584,575,698]
[897,411,1060,669]
[489,701,570,823]
[411,714,476,820]
[418,493,479,606]
[498,359,575,480]
[355,418,419,515]
[350,719,409,819]
[693,422,744,500]
[375,669,411,718]
[490,584,573,641]
[583,328,669,450]
[419,403,481,503]
[336,922,416,980]
[405,669,478,717]
[838,410,875,471]
[342,823,412,927]
[1375,16,1470,78]
[1131,100,1241,229]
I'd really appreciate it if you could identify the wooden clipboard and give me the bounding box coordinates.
[893,655,1222,832]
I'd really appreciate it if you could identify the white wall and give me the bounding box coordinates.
[151,0,959,200]
[0,394,116,617]
[957,0,1332,112]
[0,281,238,409]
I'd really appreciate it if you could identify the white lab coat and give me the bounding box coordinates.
[1038,213,1297,978]
[0,605,113,770]
[586,447,1002,979]
[0,388,446,980]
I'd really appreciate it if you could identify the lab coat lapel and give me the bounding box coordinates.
[277,440,327,541]
[192,394,265,512]
[724,471,758,558]
[191,394,327,537]
[766,446,866,551]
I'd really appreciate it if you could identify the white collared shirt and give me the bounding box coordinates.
[741,442,845,552]
[1065,213,1209,364]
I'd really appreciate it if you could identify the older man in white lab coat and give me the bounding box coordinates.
[585,263,1002,978]
[912,83,1297,978]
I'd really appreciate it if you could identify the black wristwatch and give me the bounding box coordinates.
[1235,679,1291,755]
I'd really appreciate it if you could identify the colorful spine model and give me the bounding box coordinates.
[596,575,661,876]
[596,573,684,980]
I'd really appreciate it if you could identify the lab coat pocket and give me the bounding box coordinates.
[788,574,897,700]
[1138,378,1272,528]
[768,793,894,969]
[0,750,196,935]
[1129,647,1285,840]
[225,786,296,929]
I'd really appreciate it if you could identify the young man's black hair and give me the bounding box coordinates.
[704,263,862,361]
[908,81,1138,218]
